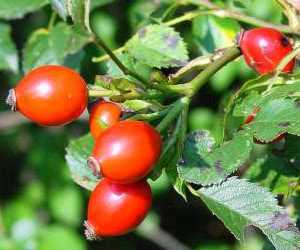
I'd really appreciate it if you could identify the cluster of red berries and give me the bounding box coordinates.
[86,101,162,239]
[239,27,295,144]
[6,65,162,239]
[6,27,295,240]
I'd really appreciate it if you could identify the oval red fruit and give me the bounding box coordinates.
[89,101,122,139]
[240,28,295,74]
[7,65,87,126]
[88,121,162,183]
[84,178,152,239]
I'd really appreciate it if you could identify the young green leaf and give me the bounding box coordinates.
[106,52,152,83]
[65,133,97,191]
[193,15,240,54]
[193,177,300,250]
[23,23,89,74]
[233,91,261,117]
[245,152,300,195]
[0,23,18,73]
[178,130,253,185]
[126,24,189,68]
[0,0,48,20]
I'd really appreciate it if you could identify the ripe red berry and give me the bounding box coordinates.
[84,178,152,239]
[239,28,295,74]
[6,65,87,126]
[88,121,162,182]
[89,101,122,139]
[244,107,286,144]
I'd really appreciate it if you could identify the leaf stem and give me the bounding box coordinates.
[156,97,190,133]
[267,46,300,90]
[48,12,57,30]
[126,109,170,122]
[183,47,241,96]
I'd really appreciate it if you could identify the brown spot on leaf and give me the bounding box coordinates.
[294,100,300,108]
[214,160,224,175]
[162,33,178,49]
[278,121,291,127]
[269,212,298,231]
[195,130,206,139]
[138,28,146,38]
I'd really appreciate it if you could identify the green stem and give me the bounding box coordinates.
[276,46,300,73]
[156,97,190,133]
[127,109,170,122]
[186,1,298,35]
[267,46,300,90]
[164,9,208,26]
[48,12,57,30]
[169,48,227,83]
[183,47,241,96]
[186,184,202,198]
[92,47,125,63]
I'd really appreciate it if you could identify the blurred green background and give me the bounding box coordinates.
[0,0,294,249]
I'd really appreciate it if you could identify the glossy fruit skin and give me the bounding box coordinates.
[89,121,162,183]
[89,101,122,139]
[240,28,295,74]
[244,107,286,144]
[13,65,87,126]
[86,178,152,238]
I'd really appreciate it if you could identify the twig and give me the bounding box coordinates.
[186,0,297,34]
[182,47,241,95]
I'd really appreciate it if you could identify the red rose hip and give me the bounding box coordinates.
[6,65,87,126]
[84,178,152,239]
[239,28,295,74]
[89,101,122,139]
[88,121,162,182]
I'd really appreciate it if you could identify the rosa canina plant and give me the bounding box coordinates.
[2,0,300,249]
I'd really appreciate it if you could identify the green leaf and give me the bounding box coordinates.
[23,23,89,74]
[178,130,253,185]
[0,23,18,73]
[106,52,152,83]
[194,177,300,249]
[126,24,189,68]
[193,15,240,54]
[245,152,300,195]
[246,98,300,141]
[233,91,261,117]
[0,0,48,20]
[122,100,162,112]
[50,0,90,30]
[49,185,83,226]
[65,133,98,191]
